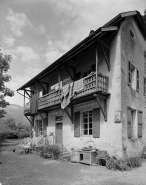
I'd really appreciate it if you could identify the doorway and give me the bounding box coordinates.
[55,123,63,145]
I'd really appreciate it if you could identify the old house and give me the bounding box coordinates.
[17,11,146,159]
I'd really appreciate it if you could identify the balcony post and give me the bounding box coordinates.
[24,90,25,113]
[95,41,99,91]
[58,68,61,101]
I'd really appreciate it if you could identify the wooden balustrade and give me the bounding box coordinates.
[37,73,108,110]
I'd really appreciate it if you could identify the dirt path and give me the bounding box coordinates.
[1,141,146,185]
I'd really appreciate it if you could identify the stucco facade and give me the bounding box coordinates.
[18,11,146,159]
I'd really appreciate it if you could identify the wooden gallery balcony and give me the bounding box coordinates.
[38,73,109,110]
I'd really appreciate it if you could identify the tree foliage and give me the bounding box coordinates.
[0,52,14,118]
[0,118,30,139]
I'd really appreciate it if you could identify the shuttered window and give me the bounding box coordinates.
[128,62,135,88]
[92,108,100,138]
[74,112,80,137]
[82,111,93,135]
[136,70,139,91]
[127,108,132,138]
[144,77,146,96]
[138,111,143,138]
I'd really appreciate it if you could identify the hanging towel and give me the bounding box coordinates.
[61,82,74,109]
[73,78,84,94]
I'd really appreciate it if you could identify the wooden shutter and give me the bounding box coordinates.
[43,118,48,136]
[136,70,139,91]
[93,108,100,138]
[127,108,132,138]
[144,77,146,96]
[74,112,80,137]
[128,62,131,85]
[138,112,142,138]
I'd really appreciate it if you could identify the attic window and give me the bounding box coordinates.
[130,29,134,38]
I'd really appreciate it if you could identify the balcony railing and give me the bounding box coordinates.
[24,102,31,115]
[38,73,108,110]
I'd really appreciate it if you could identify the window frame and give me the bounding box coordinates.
[82,110,93,136]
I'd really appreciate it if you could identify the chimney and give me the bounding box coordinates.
[89,29,94,35]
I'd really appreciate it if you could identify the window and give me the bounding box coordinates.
[138,111,143,138]
[144,51,146,75]
[35,120,43,136]
[128,61,137,90]
[74,108,100,138]
[127,108,136,138]
[136,70,139,91]
[144,77,146,96]
[82,111,93,135]
[130,29,134,38]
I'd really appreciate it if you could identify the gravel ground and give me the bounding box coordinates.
[1,140,146,185]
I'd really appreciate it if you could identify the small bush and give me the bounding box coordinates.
[38,145,61,160]
[106,156,142,171]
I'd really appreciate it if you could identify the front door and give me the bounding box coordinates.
[56,123,63,145]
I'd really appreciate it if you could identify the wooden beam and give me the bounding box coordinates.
[64,64,74,81]
[39,81,48,85]
[64,108,72,123]
[25,116,33,126]
[94,94,107,121]
[25,90,31,98]
[58,68,61,102]
[65,64,75,70]
[101,26,118,32]
[99,40,110,71]
[71,105,74,124]
[95,41,99,91]
[38,81,46,92]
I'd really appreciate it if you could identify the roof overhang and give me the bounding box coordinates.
[17,10,145,91]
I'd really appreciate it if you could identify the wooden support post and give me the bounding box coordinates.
[99,40,110,71]
[25,116,33,126]
[95,41,99,91]
[64,64,74,81]
[71,105,74,124]
[24,90,25,113]
[25,90,31,98]
[64,108,72,123]
[58,68,61,102]
[94,94,107,121]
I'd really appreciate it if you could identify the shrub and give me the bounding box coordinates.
[106,155,142,171]
[38,145,61,160]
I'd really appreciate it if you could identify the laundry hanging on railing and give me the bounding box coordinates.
[73,78,84,94]
[61,82,74,109]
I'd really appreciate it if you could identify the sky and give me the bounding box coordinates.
[0,0,145,107]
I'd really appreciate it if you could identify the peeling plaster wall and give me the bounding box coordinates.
[121,17,146,157]
[46,30,123,157]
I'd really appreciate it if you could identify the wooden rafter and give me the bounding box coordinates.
[94,94,107,121]
[101,26,118,32]
[25,115,33,126]
[99,40,110,71]
[64,64,75,70]
[64,108,73,123]
[25,90,31,98]
[38,81,46,92]
[63,64,74,81]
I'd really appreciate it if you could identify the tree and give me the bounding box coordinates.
[0,50,14,118]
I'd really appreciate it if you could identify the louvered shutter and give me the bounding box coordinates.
[138,112,142,138]
[128,62,131,85]
[136,70,139,91]
[74,112,80,137]
[43,118,48,136]
[127,108,132,138]
[93,108,100,138]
